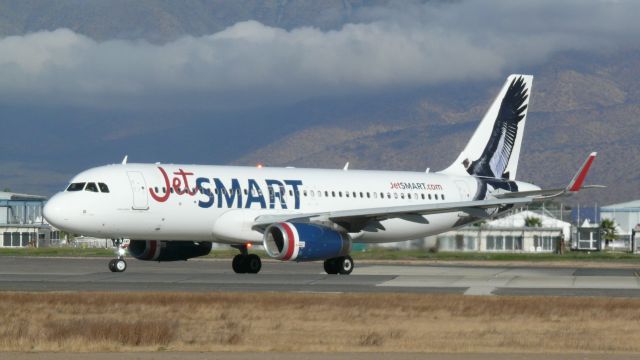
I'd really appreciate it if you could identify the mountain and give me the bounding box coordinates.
[0,0,383,43]
[0,1,637,208]
[234,51,640,206]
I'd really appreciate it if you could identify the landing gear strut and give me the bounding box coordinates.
[231,244,261,274]
[108,239,127,273]
[323,256,354,275]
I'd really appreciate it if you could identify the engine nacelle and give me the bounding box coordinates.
[263,222,351,262]
[128,240,212,261]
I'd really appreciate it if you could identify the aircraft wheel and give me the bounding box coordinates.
[337,256,354,275]
[232,254,246,274]
[323,258,339,275]
[114,259,127,272]
[108,259,117,272]
[246,254,262,274]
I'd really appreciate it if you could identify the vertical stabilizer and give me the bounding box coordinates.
[441,74,533,180]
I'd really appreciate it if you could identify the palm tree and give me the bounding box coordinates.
[600,219,617,248]
[525,216,542,227]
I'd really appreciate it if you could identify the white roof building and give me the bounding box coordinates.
[600,200,640,239]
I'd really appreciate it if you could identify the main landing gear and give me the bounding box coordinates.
[323,256,354,275]
[231,244,262,274]
[108,239,127,273]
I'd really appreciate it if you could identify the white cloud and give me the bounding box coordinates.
[0,0,638,109]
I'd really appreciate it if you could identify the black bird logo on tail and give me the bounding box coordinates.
[465,76,529,180]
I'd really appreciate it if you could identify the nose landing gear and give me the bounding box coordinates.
[231,244,261,274]
[108,239,127,273]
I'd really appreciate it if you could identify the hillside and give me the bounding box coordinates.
[234,53,640,206]
[0,1,637,207]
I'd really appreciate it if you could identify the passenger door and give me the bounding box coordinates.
[127,171,149,210]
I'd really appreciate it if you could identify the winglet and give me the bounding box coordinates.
[122,155,128,165]
[343,162,349,171]
[567,152,597,192]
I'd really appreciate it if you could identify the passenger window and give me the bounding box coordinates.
[394,193,398,199]
[366,192,370,198]
[162,187,166,193]
[339,191,342,197]
[66,182,85,192]
[243,189,248,195]
[442,194,445,200]
[85,183,98,192]
[401,193,405,199]
[325,191,329,197]
[332,191,336,197]
[386,193,391,199]
[345,191,349,198]
[303,190,307,197]
[435,194,439,200]
[428,194,432,200]
[310,190,314,197]
[407,194,411,199]
[421,194,425,200]
[373,192,377,199]
[380,192,384,199]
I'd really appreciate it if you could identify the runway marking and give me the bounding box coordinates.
[463,286,496,296]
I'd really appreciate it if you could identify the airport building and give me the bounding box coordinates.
[600,200,640,241]
[434,210,569,253]
[0,192,58,247]
[375,210,570,253]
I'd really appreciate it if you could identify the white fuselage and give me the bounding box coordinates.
[43,163,539,245]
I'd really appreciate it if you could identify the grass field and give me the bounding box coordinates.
[1,292,640,353]
[1,246,639,263]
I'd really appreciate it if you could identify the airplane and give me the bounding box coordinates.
[43,74,600,274]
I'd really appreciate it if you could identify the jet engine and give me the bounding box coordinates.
[263,222,351,261]
[128,240,212,261]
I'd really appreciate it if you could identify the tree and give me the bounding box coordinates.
[600,219,617,247]
[525,216,542,227]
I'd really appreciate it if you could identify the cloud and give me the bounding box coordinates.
[0,0,638,109]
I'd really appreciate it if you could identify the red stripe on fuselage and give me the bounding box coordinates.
[281,223,296,261]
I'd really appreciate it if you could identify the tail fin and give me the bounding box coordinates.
[441,74,533,180]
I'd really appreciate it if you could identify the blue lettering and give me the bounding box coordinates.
[196,178,214,208]
[214,178,242,208]
[245,179,267,209]
[284,180,303,209]
[265,179,287,209]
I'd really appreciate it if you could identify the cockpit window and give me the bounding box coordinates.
[67,183,86,192]
[98,183,110,193]
[85,182,99,192]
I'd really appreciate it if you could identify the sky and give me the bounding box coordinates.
[0,0,638,111]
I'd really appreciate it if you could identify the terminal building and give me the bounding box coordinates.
[600,200,640,243]
[0,192,57,247]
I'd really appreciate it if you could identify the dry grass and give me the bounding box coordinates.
[1,291,640,352]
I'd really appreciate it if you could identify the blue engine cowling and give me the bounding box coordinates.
[263,222,351,261]
[128,240,212,261]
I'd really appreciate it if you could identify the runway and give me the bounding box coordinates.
[1,256,640,296]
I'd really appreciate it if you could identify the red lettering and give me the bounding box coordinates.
[149,167,171,202]
[174,169,196,196]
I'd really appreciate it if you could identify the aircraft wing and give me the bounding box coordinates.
[252,152,602,231]
[252,197,532,231]
[494,152,603,200]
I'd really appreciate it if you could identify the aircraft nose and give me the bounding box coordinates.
[43,193,67,229]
